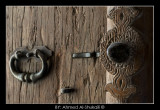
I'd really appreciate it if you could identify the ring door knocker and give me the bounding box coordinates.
[9,46,52,83]
[72,7,145,103]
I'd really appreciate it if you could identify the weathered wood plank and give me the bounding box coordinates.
[6,6,59,104]
[6,6,153,104]
[6,6,107,104]
[58,7,107,103]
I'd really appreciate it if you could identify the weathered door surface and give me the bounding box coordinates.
[6,6,153,104]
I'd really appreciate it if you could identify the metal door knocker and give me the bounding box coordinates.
[72,7,145,102]
[9,46,52,83]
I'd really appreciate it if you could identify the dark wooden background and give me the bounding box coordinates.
[6,6,153,104]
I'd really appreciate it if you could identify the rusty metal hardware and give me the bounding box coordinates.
[72,42,132,64]
[72,7,145,103]
[9,46,52,83]
[72,52,100,58]
[60,87,75,94]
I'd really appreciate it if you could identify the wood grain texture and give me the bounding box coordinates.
[6,6,59,104]
[58,7,107,104]
[6,6,107,104]
[6,6,153,104]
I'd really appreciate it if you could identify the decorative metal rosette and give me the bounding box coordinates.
[100,6,145,76]
[100,26,145,76]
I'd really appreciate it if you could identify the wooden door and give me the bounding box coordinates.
[6,6,153,104]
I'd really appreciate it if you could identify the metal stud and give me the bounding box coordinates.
[60,87,75,94]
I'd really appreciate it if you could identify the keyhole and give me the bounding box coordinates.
[120,13,123,20]
[107,43,131,63]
